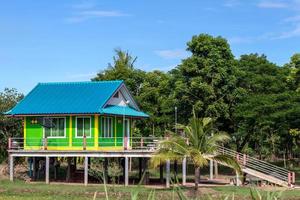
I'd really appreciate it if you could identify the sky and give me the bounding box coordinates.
[1,0,300,94]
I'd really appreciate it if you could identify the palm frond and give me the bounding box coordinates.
[189,148,208,167]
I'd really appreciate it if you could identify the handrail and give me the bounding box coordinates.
[217,145,293,185]
[8,136,295,186]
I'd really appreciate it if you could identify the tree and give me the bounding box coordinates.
[284,53,300,91]
[92,48,146,96]
[92,49,173,136]
[151,111,240,191]
[135,70,174,136]
[0,88,23,162]
[171,34,240,132]
[237,54,288,94]
[233,53,300,159]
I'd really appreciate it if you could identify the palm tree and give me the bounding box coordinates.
[151,111,241,190]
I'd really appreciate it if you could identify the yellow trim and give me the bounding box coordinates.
[24,117,27,148]
[114,116,117,147]
[24,146,123,151]
[69,116,72,147]
[95,115,99,148]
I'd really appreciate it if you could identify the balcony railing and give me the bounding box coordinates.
[8,137,162,151]
[7,136,296,186]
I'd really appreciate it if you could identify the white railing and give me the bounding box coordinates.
[8,137,296,186]
[217,146,296,186]
[8,137,161,151]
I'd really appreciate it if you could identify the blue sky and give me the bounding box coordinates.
[1,0,300,94]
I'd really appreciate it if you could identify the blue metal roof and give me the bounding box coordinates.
[101,105,149,118]
[6,81,149,118]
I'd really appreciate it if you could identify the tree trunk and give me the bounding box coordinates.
[194,166,200,190]
[174,160,178,180]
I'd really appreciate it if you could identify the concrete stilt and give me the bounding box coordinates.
[66,157,72,182]
[32,157,36,180]
[236,172,241,186]
[209,160,213,180]
[9,155,14,181]
[104,158,108,183]
[166,159,170,188]
[84,156,88,186]
[214,161,218,178]
[45,156,49,184]
[182,157,186,186]
[125,157,129,186]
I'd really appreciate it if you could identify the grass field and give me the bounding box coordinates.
[0,179,300,200]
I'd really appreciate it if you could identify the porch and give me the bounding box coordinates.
[7,136,180,188]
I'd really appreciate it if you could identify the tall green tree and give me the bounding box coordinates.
[92,48,146,96]
[233,54,300,159]
[0,88,23,162]
[171,34,240,131]
[135,70,174,136]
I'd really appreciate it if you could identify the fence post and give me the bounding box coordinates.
[288,172,291,186]
[43,137,47,150]
[236,154,239,163]
[292,172,295,185]
[243,154,247,166]
[8,137,12,150]
[140,137,144,148]
[83,135,87,150]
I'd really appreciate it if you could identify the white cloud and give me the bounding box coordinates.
[284,15,300,22]
[155,49,189,59]
[257,1,288,8]
[228,36,253,44]
[65,10,130,23]
[275,24,300,39]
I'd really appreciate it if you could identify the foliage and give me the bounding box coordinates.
[88,159,104,183]
[170,34,240,128]
[151,111,241,190]
[90,43,300,160]
[249,188,282,200]
[0,88,23,163]
[107,160,123,186]
[92,48,145,97]
[232,53,300,159]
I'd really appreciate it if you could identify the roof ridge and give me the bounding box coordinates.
[38,80,124,85]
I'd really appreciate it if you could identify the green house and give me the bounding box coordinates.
[6,80,149,151]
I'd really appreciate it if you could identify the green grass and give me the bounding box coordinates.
[0,179,300,200]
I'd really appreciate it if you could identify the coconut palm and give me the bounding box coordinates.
[151,111,241,190]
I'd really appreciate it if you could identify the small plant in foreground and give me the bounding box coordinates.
[107,161,122,189]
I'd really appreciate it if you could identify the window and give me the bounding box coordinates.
[101,117,113,137]
[76,117,91,138]
[44,118,65,138]
[113,91,119,98]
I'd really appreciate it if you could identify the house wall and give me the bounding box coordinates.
[24,115,132,150]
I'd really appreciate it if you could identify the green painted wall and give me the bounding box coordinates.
[25,115,131,149]
[25,117,43,147]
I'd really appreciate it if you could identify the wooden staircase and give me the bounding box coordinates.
[217,146,296,188]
